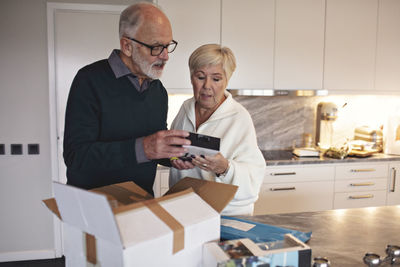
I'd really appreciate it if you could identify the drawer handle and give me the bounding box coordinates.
[350,182,375,187]
[270,187,296,191]
[270,172,296,176]
[348,194,374,199]
[390,167,397,193]
[350,168,375,173]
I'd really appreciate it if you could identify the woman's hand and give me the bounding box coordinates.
[191,153,229,176]
[170,158,195,170]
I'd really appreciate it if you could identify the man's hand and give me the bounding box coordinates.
[143,130,191,160]
[171,158,195,170]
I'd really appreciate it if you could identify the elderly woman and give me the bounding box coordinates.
[169,44,266,216]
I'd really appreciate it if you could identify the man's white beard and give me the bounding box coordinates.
[131,47,165,80]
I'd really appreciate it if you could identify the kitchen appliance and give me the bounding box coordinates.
[315,102,338,149]
[385,115,400,155]
[353,126,383,152]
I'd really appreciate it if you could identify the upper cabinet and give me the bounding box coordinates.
[324,0,378,91]
[156,0,220,92]
[221,0,274,89]
[274,0,325,90]
[157,0,400,94]
[375,0,400,92]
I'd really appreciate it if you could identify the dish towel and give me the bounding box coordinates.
[220,216,312,243]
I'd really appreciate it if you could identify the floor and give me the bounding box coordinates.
[0,257,64,267]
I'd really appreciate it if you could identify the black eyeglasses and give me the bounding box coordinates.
[125,36,178,56]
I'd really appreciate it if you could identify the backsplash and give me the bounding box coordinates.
[235,96,318,150]
[168,93,400,151]
[236,95,400,151]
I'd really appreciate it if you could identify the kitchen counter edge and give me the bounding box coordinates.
[265,153,400,166]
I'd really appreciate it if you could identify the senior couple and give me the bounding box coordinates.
[63,3,265,216]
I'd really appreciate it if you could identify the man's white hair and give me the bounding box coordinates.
[118,2,162,39]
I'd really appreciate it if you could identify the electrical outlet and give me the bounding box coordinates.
[28,144,40,155]
[11,144,23,155]
[0,144,5,155]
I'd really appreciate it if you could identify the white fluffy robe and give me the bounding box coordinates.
[169,92,266,215]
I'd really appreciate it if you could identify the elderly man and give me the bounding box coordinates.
[63,3,190,194]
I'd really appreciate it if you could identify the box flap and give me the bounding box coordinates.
[43,198,61,219]
[90,181,153,207]
[53,182,122,246]
[165,177,238,213]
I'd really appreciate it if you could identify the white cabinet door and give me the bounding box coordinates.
[255,165,334,215]
[254,180,334,215]
[375,0,400,92]
[335,163,388,180]
[153,167,170,198]
[323,0,378,91]
[334,191,387,209]
[157,0,220,92]
[274,0,325,89]
[334,162,388,209]
[221,0,274,89]
[387,163,400,205]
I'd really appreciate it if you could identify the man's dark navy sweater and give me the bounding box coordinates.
[63,59,168,194]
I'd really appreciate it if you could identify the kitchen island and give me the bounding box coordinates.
[239,205,400,266]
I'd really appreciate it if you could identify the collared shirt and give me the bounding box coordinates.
[108,49,152,93]
[108,49,152,163]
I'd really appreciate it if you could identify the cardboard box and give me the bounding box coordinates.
[203,234,312,267]
[43,177,237,267]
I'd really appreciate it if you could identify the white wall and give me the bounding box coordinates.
[0,0,146,261]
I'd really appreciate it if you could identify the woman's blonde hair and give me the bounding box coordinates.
[188,44,237,81]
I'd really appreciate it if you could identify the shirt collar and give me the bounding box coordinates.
[108,49,132,79]
[108,49,154,93]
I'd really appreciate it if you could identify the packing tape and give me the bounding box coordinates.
[143,199,185,254]
[85,233,97,264]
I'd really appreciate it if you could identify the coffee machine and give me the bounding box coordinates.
[315,102,338,149]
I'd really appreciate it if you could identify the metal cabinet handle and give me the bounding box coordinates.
[390,167,397,193]
[270,187,296,191]
[270,172,296,176]
[350,168,376,173]
[348,194,374,199]
[350,182,375,187]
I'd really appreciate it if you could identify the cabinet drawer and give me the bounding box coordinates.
[335,178,387,193]
[333,191,386,209]
[335,163,388,180]
[265,165,334,183]
[254,181,334,215]
[160,171,169,188]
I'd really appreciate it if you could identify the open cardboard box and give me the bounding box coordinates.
[43,177,237,267]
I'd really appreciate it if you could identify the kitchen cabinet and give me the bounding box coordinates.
[221,0,274,89]
[153,166,170,198]
[387,163,400,205]
[323,0,378,91]
[274,0,325,90]
[375,0,400,92]
[254,165,335,215]
[333,162,388,208]
[155,0,220,92]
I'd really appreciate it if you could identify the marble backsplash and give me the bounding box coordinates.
[168,93,400,151]
[235,96,322,150]
[234,95,400,151]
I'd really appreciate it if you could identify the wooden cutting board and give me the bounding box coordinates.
[348,149,379,157]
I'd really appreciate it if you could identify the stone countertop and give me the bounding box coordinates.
[262,150,400,166]
[238,205,400,266]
